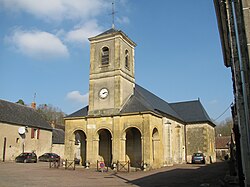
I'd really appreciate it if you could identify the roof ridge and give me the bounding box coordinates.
[0,99,34,110]
[134,85,155,109]
[0,99,52,130]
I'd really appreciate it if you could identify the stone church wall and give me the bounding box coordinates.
[186,123,215,163]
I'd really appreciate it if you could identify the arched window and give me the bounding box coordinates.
[125,50,129,69]
[101,47,109,65]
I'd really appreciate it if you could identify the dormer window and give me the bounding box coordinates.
[125,50,129,69]
[101,47,109,65]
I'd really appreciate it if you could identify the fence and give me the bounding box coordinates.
[49,159,60,168]
[117,160,130,172]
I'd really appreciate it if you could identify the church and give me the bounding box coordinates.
[64,28,216,170]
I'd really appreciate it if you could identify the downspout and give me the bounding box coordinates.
[184,124,187,163]
[231,0,250,151]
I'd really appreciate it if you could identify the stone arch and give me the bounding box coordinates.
[125,127,142,168]
[74,130,87,166]
[121,126,143,139]
[97,128,112,167]
[101,46,109,65]
[152,127,160,162]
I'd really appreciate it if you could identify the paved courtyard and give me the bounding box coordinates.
[0,161,228,187]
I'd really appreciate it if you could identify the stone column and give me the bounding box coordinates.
[120,138,126,161]
[163,118,172,166]
[112,116,120,164]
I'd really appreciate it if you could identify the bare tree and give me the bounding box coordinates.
[37,104,65,128]
[215,117,233,136]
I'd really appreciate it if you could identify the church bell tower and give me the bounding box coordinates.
[88,28,136,116]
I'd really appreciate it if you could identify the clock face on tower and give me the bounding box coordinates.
[99,88,109,99]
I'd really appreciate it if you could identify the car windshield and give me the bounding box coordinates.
[193,153,203,156]
[20,153,31,156]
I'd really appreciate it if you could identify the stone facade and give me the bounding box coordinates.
[186,123,216,163]
[65,113,189,169]
[64,28,216,170]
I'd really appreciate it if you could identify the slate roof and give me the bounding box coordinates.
[0,99,52,130]
[94,28,119,37]
[169,100,214,125]
[89,28,136,47]
[65,84,214,126]
[120,84,182,120]
[67,106,88,118]
[52,128,65,144]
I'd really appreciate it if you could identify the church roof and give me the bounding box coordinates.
[67,106,88,118]
[0,99,52,130]
[94,28,119,37]
[66,85,214,126]
[120,84,182,120]
[169,100,214,125]
[88,28,136,47]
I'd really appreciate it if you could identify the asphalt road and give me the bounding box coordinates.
[0,161,228,187]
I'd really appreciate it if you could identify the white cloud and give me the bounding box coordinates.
[6,29,69,59]
[209,99,218,105]
[66,91,89,105]
[0,0,109,22]
[65,20,103,44]
[116,16,130,25]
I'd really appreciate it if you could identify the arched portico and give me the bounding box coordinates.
[97,129,112,167]
[74,130,87,166]
[125,127,142,168]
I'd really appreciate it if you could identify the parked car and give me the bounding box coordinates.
[15,152,37,163]
[192,153,206,164]
[38,153,60,162]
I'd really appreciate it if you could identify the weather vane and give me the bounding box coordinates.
[33,93,36,102]
[111,0,116,29]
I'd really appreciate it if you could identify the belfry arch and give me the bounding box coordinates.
[125,127,142,167]
[74,130,86,166]
[97,129,112,167]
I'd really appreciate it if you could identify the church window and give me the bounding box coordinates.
[101,47,109,65]
[125,50,129,70]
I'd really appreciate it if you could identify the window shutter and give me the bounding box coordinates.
[31,128,34,138]
[37,129,40,139]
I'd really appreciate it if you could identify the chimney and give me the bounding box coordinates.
[51,121,55,128]
[31,102,36,109]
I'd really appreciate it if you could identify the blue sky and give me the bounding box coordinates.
[0,0,233,123]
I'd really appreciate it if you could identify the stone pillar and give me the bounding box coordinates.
[112,116,120,164]
[120,138,126,161]
[163,118,172,166]
[91,138,99,166]
[142,114,151,169]
[64,123,75,160]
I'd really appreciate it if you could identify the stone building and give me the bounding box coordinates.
[215,136,231,159]
[0,99,53,161]
[214,0,250,185]
[64,28,216,169]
